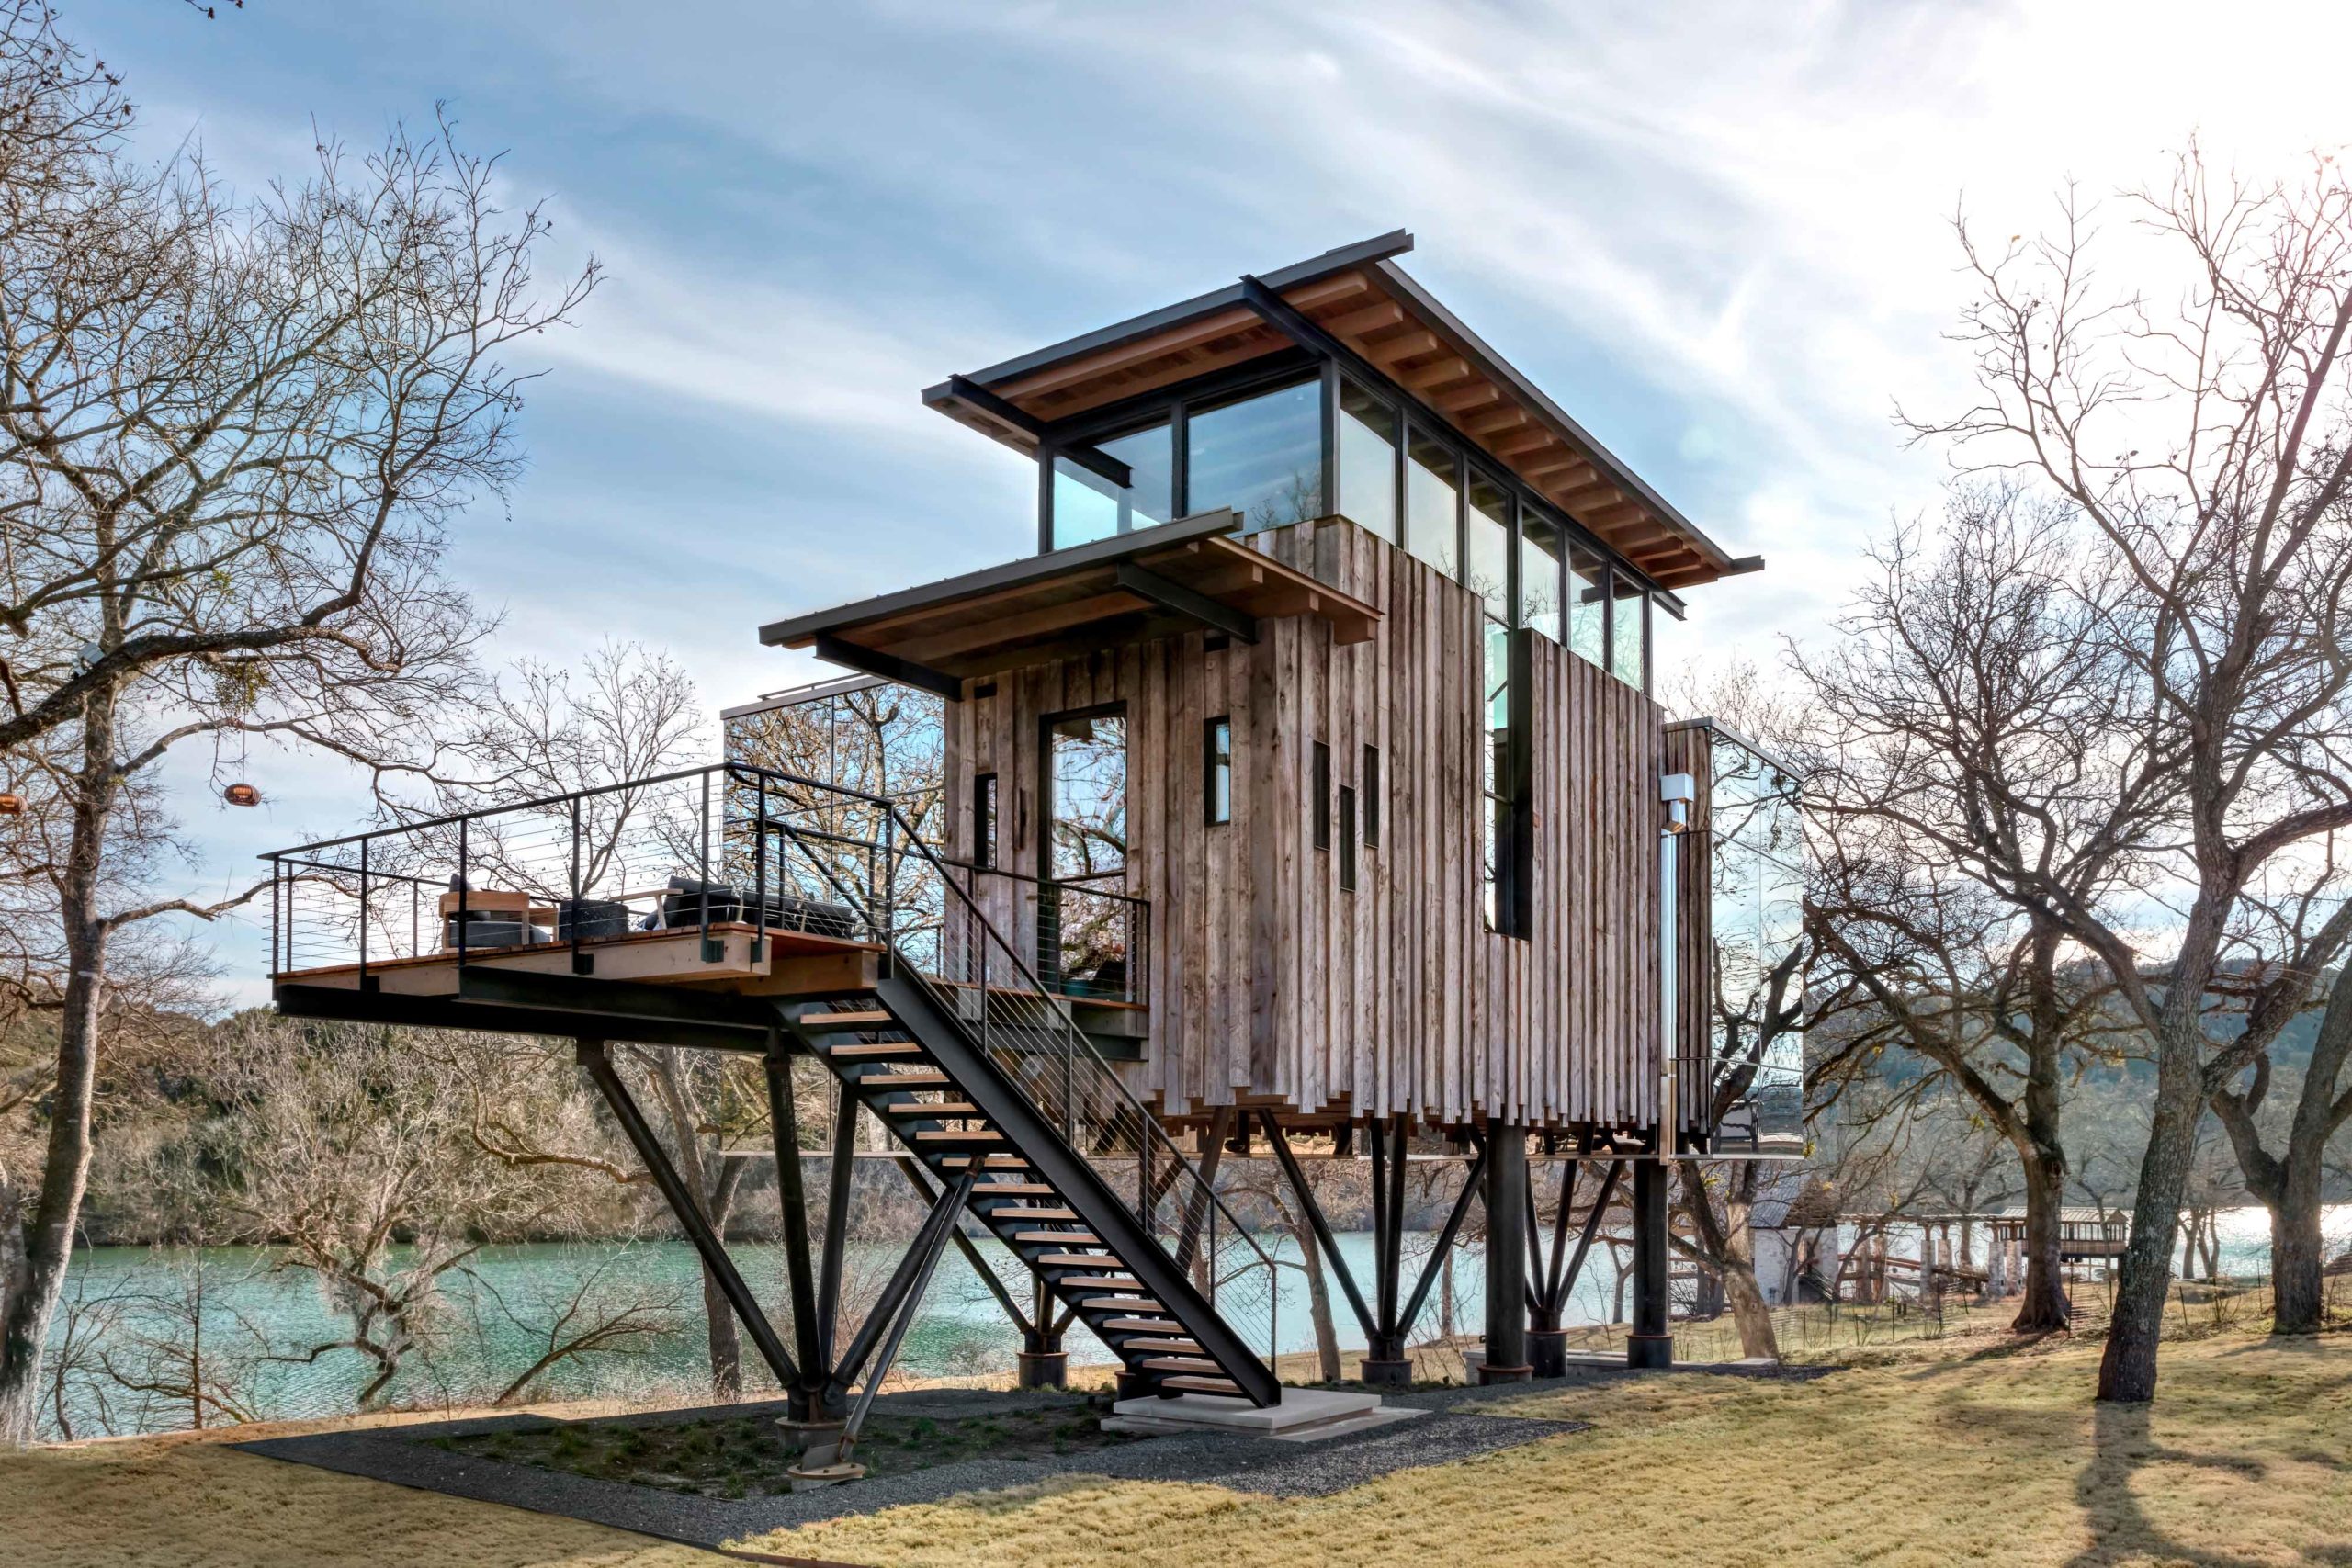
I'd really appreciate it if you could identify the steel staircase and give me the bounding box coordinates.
[773,971,1279,1405]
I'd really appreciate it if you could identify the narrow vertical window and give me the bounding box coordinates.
[1204,717,1232,825]
[1339,785,1358,892]
[1313,741,1331,851]
[974,773,997,868]
[1362,745,1380,848]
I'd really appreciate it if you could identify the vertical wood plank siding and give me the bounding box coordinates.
[1663,722,1714,1134]
[941,519,1663,1132]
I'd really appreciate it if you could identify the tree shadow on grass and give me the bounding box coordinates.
[2062,1402,2286,1568]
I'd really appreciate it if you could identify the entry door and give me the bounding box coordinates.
[1040,705,1128,994]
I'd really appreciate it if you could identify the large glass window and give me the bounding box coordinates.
[1611,573,1649,691]
[1466,472,1512,623]
[1051,420,1173,548]
[1405,430,1459,579]
[1703,729,1805,1156]
[1566,542,1606,670]
[1520,511,1564,643]
[1336,379,1398,543]
[1185,377,1321,532]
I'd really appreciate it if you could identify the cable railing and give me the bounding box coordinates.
[263,761,1277,1384]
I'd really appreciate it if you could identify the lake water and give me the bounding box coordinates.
[43,1230,1515,1440]
[45,1205,2343,1440]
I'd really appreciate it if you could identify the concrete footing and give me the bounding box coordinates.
[1104,1387,1421,1443]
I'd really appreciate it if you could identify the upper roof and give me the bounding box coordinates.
[922,231,1760,593]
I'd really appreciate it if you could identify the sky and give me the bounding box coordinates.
[62,0,2352,1004]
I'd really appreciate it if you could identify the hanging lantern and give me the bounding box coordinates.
[0,791,22,816]
[222,782,262,807]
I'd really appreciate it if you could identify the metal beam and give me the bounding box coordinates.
[945,375,1132,489]
[457,968,775,1033]
[1554,1158,1624,1316]
[834,1169,977,1463]
[892,1155,1029,1337]
[575,1040,799,1391]
[816,1076,859,1371]
[274,984,763,1055]
[811,634,964,703]
[1113,560,1257,644]
[824,1168,974,1401]
[763,1035,829,1415]
[1395,1136,1488,1348]
[1259,1111,1376,1343]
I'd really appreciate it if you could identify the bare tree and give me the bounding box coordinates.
[1797,486,2139,1336]
[206,1015,592,1410]
[1898,152,2352,1401]
[459,1247,685,1407]
[0,5,596,1439]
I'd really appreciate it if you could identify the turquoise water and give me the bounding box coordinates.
[49,1205,2338,1439]
[45,1230,1523,1439]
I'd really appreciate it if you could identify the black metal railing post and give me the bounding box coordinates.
[698,769,716,962]
[357,836,370,987]
[752,772,767,964]
[457,818,469,970]
[570,795,583,976]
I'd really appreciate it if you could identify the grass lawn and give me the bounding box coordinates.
[6,1326,2346,1567]
[744,1329,2352,1568]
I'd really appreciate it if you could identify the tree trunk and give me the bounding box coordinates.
[1673,1159,1777,1359]
[0,685,118,1446]
[2011,1155,2073,1333]
[1293,1217,1340,1382]
[2097,1015,2203,1404]
[2270,1149,2327,1334]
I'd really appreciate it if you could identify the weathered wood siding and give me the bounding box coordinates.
[1664,721,1713,1134]
[942,519,1663,1132]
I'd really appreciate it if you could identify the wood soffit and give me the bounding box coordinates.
[927,253,1758,593]
[762,517,1380,689]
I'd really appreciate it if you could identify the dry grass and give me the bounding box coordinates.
[741,1330,2352,1568]
[7,1328,2346,1567]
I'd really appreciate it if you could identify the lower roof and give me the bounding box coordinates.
[757,511,1378,698]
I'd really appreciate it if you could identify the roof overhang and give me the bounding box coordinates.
[922,231,1759,594]
[758,511,1379,699]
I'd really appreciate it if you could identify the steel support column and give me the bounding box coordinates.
[1480,1122,1532,1382]
[763,1033,834,1420]
[576,1040,800,1393]
[1628,1158,1674,1370]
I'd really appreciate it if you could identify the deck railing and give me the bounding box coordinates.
[263,761,1274,1382]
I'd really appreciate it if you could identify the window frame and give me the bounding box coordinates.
[1025,340,1679,653]
[1312,739,1331,852]
[972,771,998,869]
[1204,716,1233,827]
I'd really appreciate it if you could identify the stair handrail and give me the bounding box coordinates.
[730,762,1282,1289]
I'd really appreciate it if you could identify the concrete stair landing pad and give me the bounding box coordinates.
[1104,1387,1424,1443]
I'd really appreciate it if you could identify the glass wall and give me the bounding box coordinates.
[1050,420,1174,549]
[1520,510,1564,643]
[1465,470,1511,623]
[1566,543,1606,669]
[1032,356,1668,695]
[1702,728,1805,1156]
[1336,378,1399,543]
[1405,430,1460,579]
[1611,572,1649,692]
[1184,376,1321,533]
